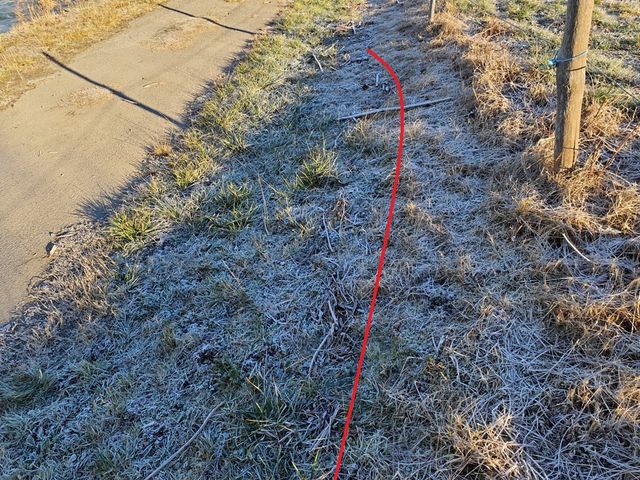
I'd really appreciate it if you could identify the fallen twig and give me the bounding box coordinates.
[312,52,324,72]
[308,323,335,378]
[307,300,339,377]
[143,403,223,480]
[309,404,341,451]
[221,260,243,286]
[337,97,453,120]
[562,233,594,264]
[322,213,334,252]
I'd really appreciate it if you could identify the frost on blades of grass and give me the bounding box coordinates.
[1,0,639,479]
[291,146,340,190]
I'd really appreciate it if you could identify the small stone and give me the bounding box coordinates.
[46,242,58,257]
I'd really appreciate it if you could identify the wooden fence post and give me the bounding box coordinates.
[428,0,437,23]
[553,0,594,171]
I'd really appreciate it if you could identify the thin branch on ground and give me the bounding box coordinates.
[312,52,324,72]
[143,403,224,480]
[337,97,453,120]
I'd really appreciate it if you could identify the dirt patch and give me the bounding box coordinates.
[144,20,209,51]
[60,86,114,109]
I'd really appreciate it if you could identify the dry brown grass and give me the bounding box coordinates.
[444,414,532,479]
[435,2,640,342]
[152,141,173,157]
[424,1,639,476]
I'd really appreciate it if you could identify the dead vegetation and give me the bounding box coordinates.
[0,0,639,479]
[430,2,640,341]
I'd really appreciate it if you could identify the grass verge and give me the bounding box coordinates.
[429,2,640,341]
[0,0,364,478]
[1,0,638,479]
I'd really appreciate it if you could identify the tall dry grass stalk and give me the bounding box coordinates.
[15,0,60,22]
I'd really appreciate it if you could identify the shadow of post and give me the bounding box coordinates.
[42,51,186,129]
[159,4,258,35]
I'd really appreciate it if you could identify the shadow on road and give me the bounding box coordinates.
[42,51,186,128]
[159,4,258,35]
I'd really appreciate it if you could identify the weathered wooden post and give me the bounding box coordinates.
[428,0,437,23]
[553,0,594,171]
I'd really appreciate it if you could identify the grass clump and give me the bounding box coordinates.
[209,204,256,233]
[170,153,211,190]
[208,357,243,390]
[215,181,251,209]
[345,118,392,155]
[242,385,294,438]
[152,142,173,157]
[160,324,178,351]
[71,360,106,384]
[506,0,539,20]
[443,413,531,479]
[200,182,257,233]
[449,0,496,16]
[109,208,154,250]
[0,368,56,409]
[168,131,216,189]
[291,146,339,189]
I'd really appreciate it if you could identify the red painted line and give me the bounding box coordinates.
[332,48,405,480]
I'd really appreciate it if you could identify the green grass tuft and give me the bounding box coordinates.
[450,0,496,15]
[215,181,252,209]
[506,0,539,21]
[201,181,257,233]
[291,146,339,189]
[210,277,253,308]
[170,153,211,190]
[0,368,57,408]
[109,209,154,249]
